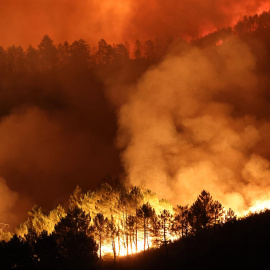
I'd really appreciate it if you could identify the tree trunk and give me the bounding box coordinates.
[164,221,168,257]
[99,234,102,259]
[126,232,129,256]
[144,217,146,252]
[112,238,116,264]
[130,232,133,254]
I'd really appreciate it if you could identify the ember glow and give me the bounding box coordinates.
[239,200,270,217]
[0,0,269,47]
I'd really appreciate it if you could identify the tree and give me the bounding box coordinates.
[0,46,6,74]
[137,202,156,252]
[69,185,83,210]
[46,205,66,234]
[133,40,142,60]
[57,41,70,67]
[26,205,48,236]
[33,231,59,269]
[126,215,136,254]
[6,45,25,73]
[69,39,90,69]
[225,208,237,223]
[189,190,215,231]
[38,35,57,70]
[92,213,107,259]
[130,186,143,252]
[26,45,39,72]
[143,40,156,62]
[112,43,129,64]
[53,207,97,270]
[212,200,225,225]
[106,216,118,263]
[0,235,34,270]
[159,209,172,256]
[97,39,113,64]
[174,205,190,238]
[54,207,91,236]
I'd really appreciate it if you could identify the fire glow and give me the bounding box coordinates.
[238,200,270,217]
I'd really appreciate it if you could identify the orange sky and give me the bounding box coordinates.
[0,0,269,48]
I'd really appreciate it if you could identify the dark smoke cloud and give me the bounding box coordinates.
[0,72,122,227]
[0,0,269,47]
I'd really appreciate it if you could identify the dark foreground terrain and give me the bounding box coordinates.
[101,210,270,270]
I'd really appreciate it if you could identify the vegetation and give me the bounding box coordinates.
[0,180,237,269]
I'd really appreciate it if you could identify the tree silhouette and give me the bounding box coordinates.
[53,207,98,269]
[225,208,237,223]
[0,234,33,270]
[69,185,83,210]
[189,190,215,231]
[137,202,156,251]
[159,209,172,256]
[174,205,190,238]
[0,46,6,74]
[57,41,70,68]
[130,186,143,252]
[106,216,118,263]
[133,40,142,60]
[69,39,90,69]
[97,39,113,65]
[212,200,225,225]
[6,45,25,73]
[26,45,39,72]
[38,35,57,70]
[92,213,107,259]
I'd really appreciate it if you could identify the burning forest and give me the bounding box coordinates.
[0,182,238,268]
[1,1,270,269]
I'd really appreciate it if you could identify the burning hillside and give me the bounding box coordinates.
[0,2,270,264]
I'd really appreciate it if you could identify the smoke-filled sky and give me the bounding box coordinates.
[1,1,270,228]
[0,0,269,47]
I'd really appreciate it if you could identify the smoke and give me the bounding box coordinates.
[0,0,269,47]
[117,37,270,213]
[125,0,270,41]
[0,177,30,228]
[0,73,122,227]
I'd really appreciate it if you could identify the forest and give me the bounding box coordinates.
[1,9,270,270]
[0,180,236,269]
[0,10,270,76]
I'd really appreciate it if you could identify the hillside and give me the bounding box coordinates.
[105,210,270,270]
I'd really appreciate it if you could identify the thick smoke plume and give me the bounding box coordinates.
[117,37,270,213]
[0,0,269,47]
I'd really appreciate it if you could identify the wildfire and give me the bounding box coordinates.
[102,232,154,257]
[238,200,270,217]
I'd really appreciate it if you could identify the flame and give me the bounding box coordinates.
[216,40,223,46]
[99,199,270,257]
[100,230,157,257]
[238,200,270,217]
